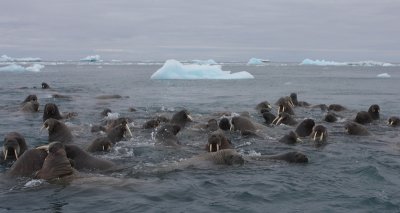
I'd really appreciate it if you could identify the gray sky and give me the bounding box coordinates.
[1,0,399,62]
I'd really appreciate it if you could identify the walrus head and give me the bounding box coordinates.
[368,104,380,120]
[388,116,400,127]
[21,95,39,112]
[170,110,193,128]
[43,103,63,121]
[2,132,27,161]
[87,137,113,152]
[207,134,223,152]
[223,152,245,165]
[272,112,294,126]
[310,125,328,145]
[41,82,50,89]
[282,152,309,163]
[218,117,231,131]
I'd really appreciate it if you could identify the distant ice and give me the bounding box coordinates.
[80,55,102,62]
[191,59,217,65]
[0,63,45,72]
[301,58,393,66]
[150,59,254,80]
[0,54,41,62]
[377,73,391,78]
[247,58,270,65]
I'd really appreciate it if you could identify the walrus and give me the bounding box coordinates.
[34,142,74,180]
[41,82,50,89]
[354,104,380,124]
[328,104,346,112]
[388,116,400,127]
[275,96,294,108]
[20,94,39,112]
[279,131,302,145]
[42,118,73,144]
[231,116,258,135]
[290,93,311,107]
[106,120,133,143]
[218,117,232,131]
[277,102,295,115]
[64,144,115,171]
[86,137,113,152]
[324,112,339,123]
[206,129,233,152]
[7,148,48,177]
[262,111,276,125]
[43,103,77,122]
[345,121,370,136]
[250,151,309,163]
[310,125,328,145]
[154,124,181,146]
[255,101,272,114]
[1,132,28,161]
[272,112,297,126]
[170,110,193,128]
[143,115,170,129]
[295,119,315,137]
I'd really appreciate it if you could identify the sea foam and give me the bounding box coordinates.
[150,59,254,80]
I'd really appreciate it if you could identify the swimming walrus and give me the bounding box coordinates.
[345,121,370,136]
[310,125,328,146]
[86,137,113,152]
[34,142,74,180]
[169,109,193,129]
[42,118,73,144]
[290,93,311,107]
[41,82,50,89]
[328,104,346,112]
[231,116,259,135]
[43,103,77,122]
[1,132,28,162]
[7,148,48,177]
[272,112,297,126]
[218,117,232,131]
[255,101,272,114]
[388,116,400,127]
[64,144,115,171]
[20,94,39,112]
[324,112,339,123]
[354,104,380,124]
[262,111,276,125]
[154,124,181,147]
[106,120,133,143]
[206,129,233,152]
[295,119,315,137]
[279,131,302,145]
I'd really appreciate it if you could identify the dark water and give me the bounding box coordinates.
[0,63,399,212]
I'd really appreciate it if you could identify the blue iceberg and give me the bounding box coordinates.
[80,55,102,62]
[247,58,270,65]
[150,59,254,80]
[0,63,45,72]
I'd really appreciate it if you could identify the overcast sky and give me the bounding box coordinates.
[1,0,399,62]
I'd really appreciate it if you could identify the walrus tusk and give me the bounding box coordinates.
[209,144,212,152]
[216,144,220,151]
[390,121,394,126]
[271,116,280,125]
[14,150,18,160]
[313,132,317,141]
[4,150,7,160]
[187,114,193,122]
[276,117,284,125]
[36,145,49,153]
[282,106,286,113]
[125,124,133,137]
[296,137,303,143]
[288,99,294,107]
[102,146,105,151]
[320,132,324,141]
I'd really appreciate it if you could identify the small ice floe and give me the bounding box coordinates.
[376,73,391,78]
[247,58,270,65]
[0,63,44,72]
[0,55,41,62]
[80,55,102,62]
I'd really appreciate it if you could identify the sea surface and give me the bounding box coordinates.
[0,62,399,212]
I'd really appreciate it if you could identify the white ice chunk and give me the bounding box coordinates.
[247,58,269,65]
[0,63,44,72]
[377,73,391,78]
[151,59,254,80]
[191,59,217,65]
[301,58,394,66]
[0,55,41,62]
[80,55,102,62]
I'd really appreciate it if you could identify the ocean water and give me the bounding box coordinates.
[0,63,399,212]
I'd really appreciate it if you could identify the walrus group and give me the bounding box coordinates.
[1,82,399,183]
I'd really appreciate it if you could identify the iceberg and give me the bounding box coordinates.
[0,63,45,72]
[150,59,254,80]
[191,59,217,65]
[0,54,41,62]
[80,55,102,62]
[301,58,394,66]
[377,73,391,78]
[247,58,270,65]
